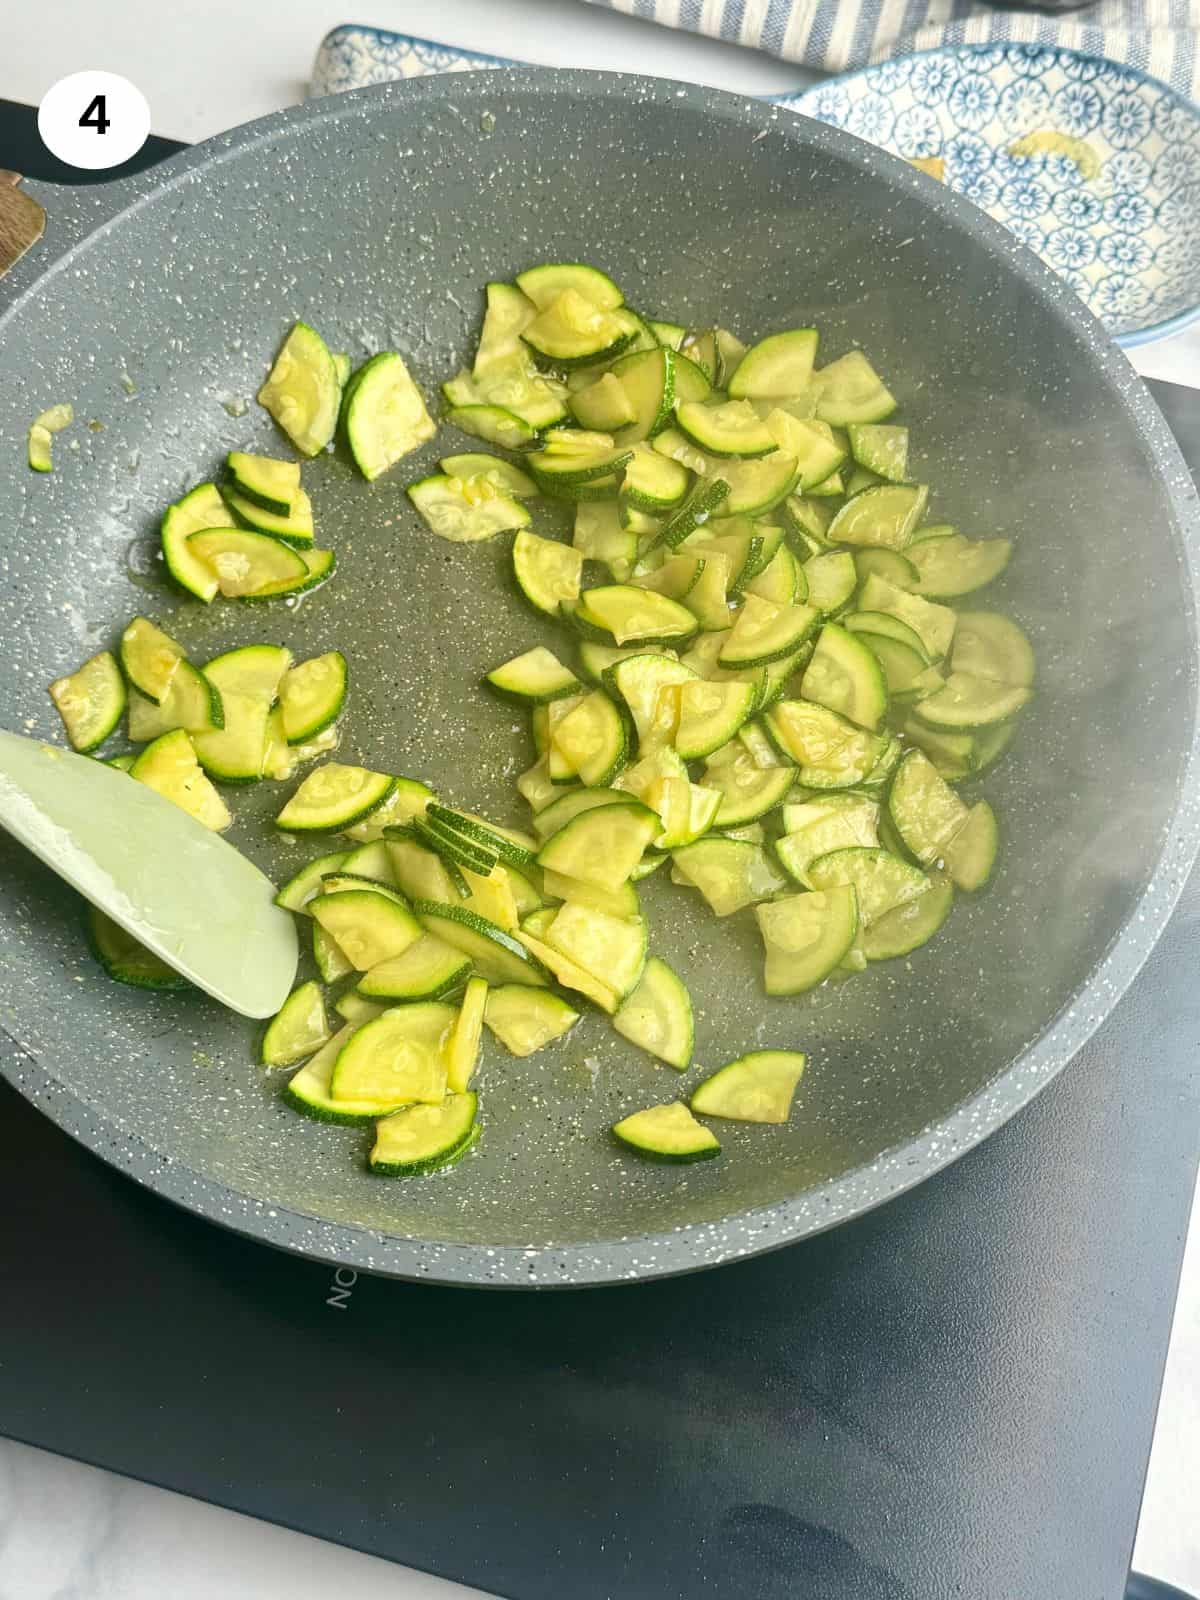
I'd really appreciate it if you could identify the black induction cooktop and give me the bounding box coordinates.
[2,105,1199,1600]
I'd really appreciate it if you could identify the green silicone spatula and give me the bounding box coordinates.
[0,730,298,1017]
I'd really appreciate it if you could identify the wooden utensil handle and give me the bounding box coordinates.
[0,172,46,278]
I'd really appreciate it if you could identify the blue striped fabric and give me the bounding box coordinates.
[586,0,1200,99]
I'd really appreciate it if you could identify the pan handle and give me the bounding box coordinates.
[0,169,143,310]
[0,172,45,278]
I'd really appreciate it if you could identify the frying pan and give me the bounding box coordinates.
[1,70,1198,1288]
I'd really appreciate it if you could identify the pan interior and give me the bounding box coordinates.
[0,77,1194,1258]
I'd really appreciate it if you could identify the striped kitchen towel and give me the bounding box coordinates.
[582,0,1200,101]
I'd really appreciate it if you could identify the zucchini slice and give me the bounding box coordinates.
[343,351,436,480]
[643,775,720,849]
[755,887,859,994]
[522,290,636,367]
[127,660,223,742]
[188,528,309,596]
[575,585,699,647]
[386,834,461,904]
[828,484,928,551]
[368,1093,479,1175]
[690,1049,806,1123]
[702,748,794,827]
[727,329,819,400]
[119,616,185,706]
[765,700,883,789]
[611,956,694,1069]
[516,930,621,1012]
[447,975,488,1092]
[775,798,879,886]
[612,1102,720,1163]
[676,399,777,459]
[605,653,697,746]
[549,689,629,786]
[191,644,290,783]
[330,1002,457,1106]
[763,413,846,489]
[223,487,315,546]
[358,934,472,1002]
[513,529,584,615]
[857,574,957,661]
[414,902,551,986]
[652,476,733,552]
[950,611,1036,688]
[672,834,788,919]
[541,869,638,920]
[86,905,189,991]
[309,887,422,970]
[474,279,538,375]
[312,922,354,983]
[258,320,341,456]
[533,786,644,841]
[160,483,236,602]
[275,764,399,832]
[718,596,819,668]
[336,993,386,1025]
[569,371,637,432]
[226,451,300,516]
[806,845,928,926]
[863,873,954,960]
[744,543,801,607]
[623,445,691,512]
[441,453,539,499]
[847,423,909,482]
[799,623,888,731]
[278,652,347,745]
[274,850,350,913]
[239,545,337,602]
[409,474,530,543]
[942,800,998,891]
[285,1024,408,1123]
[913,672,1031,730]
[803,551,857,615]
[343,776,432,842]
[486,647,581,706]
[536,800,661,890]
[425,808,538,871]
[901,717,975,782]
[485,984,580,1055]
[888,749,970,865]
[516,262,623,311]
[130,729,231,831]
[574,501,638,579]
[674,678,757,761]
[261,980,332,1068]
[908,534,1017,598]
[813,351,896,425]
[526,429,634,489]
[446,403,538,450]
[49,650,126,752]
[546,902,648,998]
[609,347,676,442]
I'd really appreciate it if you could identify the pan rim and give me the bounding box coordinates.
[2,66,1199,1287]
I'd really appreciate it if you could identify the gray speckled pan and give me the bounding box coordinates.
[1,71,1198,1288]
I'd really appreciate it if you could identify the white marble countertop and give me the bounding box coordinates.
[1,4,1198,1596]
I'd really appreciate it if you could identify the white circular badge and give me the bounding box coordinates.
[38,71,151,171]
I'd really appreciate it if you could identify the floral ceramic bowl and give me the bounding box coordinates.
[784,44,1200,346]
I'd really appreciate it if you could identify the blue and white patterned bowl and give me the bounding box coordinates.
[784,44,1200,347]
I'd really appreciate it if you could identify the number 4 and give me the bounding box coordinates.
[79,94,110,135]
